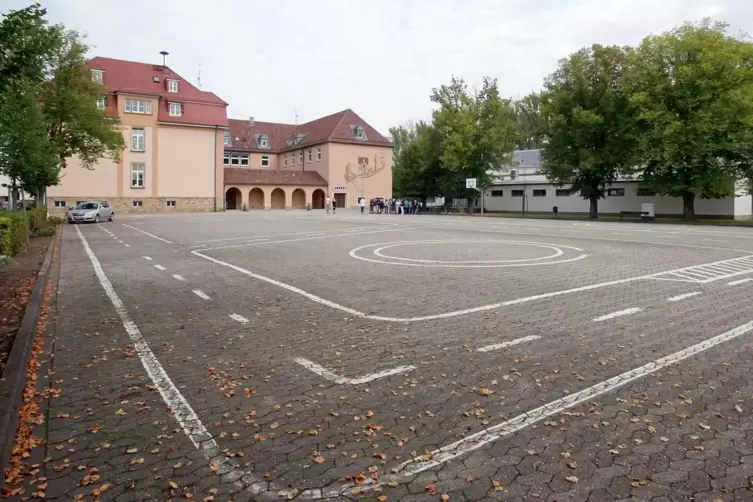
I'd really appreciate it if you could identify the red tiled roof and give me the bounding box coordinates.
[226,109,391,153]
[224,168,327,186]
[90,56,228,128]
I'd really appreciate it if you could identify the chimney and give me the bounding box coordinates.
[248,116,254,127]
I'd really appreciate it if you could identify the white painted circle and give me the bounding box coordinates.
[349,240,588,268]
[372,240,564,264]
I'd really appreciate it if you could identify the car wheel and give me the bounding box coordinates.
[94,214,100,223]
[109,212,114,222]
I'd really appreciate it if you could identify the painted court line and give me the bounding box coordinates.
[592,308,642,322]
[229,313,249,324]
[667,291,702,302]
[728,277,753,286]
[74,225,270,497]
[192,250,753,323]
[293,357,415,385]
[476,335,541,353]
[143,256,152,261]
[122,223,174,244]
[172,274,186,281]
[398,319,753,474]
[192,289,211,300]
[154,264,166,271]
[203,226,414,251]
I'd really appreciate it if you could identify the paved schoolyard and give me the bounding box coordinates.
[39,212,753,501]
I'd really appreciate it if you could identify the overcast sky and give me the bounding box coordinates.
[7,0,753,135]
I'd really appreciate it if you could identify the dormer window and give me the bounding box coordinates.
[167,79,178,93]
[91,70,104,84]
[353,125,367,140]
[169,102,182,117]
[224,131,231,146]
[257,134,269,148]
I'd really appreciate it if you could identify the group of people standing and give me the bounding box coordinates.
[368,198,420,215]
[322,195,421,215]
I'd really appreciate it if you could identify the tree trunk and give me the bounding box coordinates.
[682,193,695,221]
[35,187,46,209]
[589,197,599,219]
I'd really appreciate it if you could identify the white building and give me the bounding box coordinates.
[0,174,34,207]
[483,149,753,219]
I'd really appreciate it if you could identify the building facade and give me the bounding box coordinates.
[48,57,227,215]
[47,56,393,214]
[483,150,753,219]
[222,110,392,210]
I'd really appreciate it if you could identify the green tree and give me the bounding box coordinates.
[0,3,124,202]
[625,20,753,220]
[540,44,636,218]
[391,121,442,200]
[513,92,546,149]
[431,76,518,202]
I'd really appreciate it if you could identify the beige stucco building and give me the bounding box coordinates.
[222,110,393,210]
[47,56,393,214]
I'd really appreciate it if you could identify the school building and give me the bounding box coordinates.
[47,56,393,214]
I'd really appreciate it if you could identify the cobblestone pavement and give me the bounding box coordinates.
[28,212,753,501]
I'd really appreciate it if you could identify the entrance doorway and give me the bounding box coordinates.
[334,193,346,209]
[225,187,241,210]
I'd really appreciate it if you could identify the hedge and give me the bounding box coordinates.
[0,211,28,257]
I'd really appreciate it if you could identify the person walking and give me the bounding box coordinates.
[359,197,366,214]
[332,197,337,214]
[325,195,331,214]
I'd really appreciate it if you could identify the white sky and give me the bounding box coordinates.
[7,0,753,134]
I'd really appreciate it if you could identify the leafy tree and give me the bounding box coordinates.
[513,92,546,149]
[540,44,636,218]
[0,3,124,202]
[392,121,442,200]
[431,76,518,202]
[625,19,753,220]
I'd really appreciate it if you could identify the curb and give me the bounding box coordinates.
[0,232,57,482]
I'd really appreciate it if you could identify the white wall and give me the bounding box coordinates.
[0,174,34,202]
[483,182,738,218]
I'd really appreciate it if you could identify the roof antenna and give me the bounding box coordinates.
[159,50,169,68]
[197,64,202,90]
[294,109,299,125]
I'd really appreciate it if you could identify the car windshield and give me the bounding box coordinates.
[75,203,99,210]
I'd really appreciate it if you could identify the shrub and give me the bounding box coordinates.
[0,216,10,256]
[27,208,47,232]
[48,216,65,225]
[0,211,27,257]
[34,227,56,237]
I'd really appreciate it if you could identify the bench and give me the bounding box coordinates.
[619,211,650,220]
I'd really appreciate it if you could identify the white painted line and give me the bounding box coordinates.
[706,239,730,243]
[667,291,702,302]
[154,264,166,271]
[658,235,680,239]
[612,232,633,236]
[476,335,541,353]
[203,226,413,251]
[188,225,399,246]
[122,223,174,244]
[728,278,753,286]
[191,250,753,323]
[74,225,268,496]
[192,289,211,300]
[143,256,152,261]
[399,319,753,474]
[592,308,643,322]
[293,357,415,385]
[172,274,186,281]
[124,243,130,247]
[229,313,249,324]
[117,240,124,243]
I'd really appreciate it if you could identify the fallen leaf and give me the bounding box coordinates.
[734,405,743,413]
[314,456,325,464]
[387,480,398,488]
[567,462,577,469]
[475,387,495,396]
[169,481,178,489]
[115,409,127,415]
[378,497,388,502]
[560,451,571,459]
[699,423,711,430]
[565,476,579,484]
[492,480,503,491]
[441,495,449,501]
[425,484,437,495]
[130,457,144,465]
[466,476,473,482]
[126,448,138,454]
